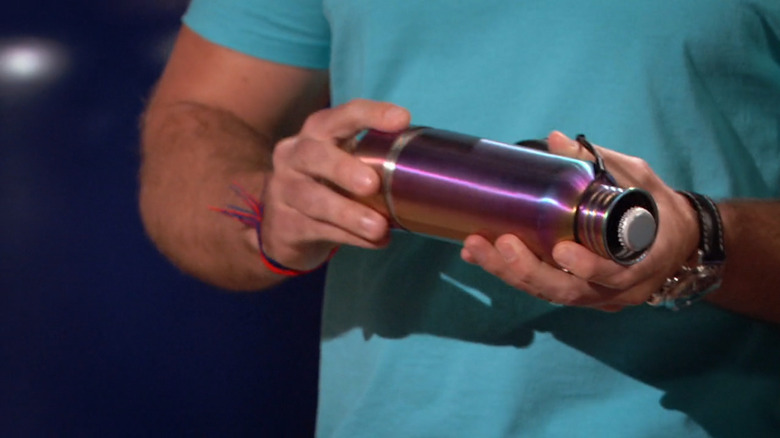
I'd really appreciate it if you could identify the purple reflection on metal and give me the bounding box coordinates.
[580,206,608,221]
[392,162,574,214]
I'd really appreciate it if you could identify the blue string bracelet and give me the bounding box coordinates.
[210,184,337,277]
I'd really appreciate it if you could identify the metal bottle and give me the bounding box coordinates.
[353,127,658,265]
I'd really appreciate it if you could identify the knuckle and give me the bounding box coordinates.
[628,157,653,184]
[272,137,295,166]
[301,108,330,133]
[335,203,360,230]
[293,139,330,171]
[276,136,296,150]
[333,155,362,186]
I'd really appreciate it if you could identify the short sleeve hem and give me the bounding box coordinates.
[183,0,330,70]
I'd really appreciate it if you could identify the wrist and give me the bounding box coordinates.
[257,234,339,277]
[211,183,337,277]
[648,191,726,310]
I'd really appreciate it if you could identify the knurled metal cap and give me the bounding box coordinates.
[617,206,657,252]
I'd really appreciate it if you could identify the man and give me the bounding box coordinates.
[140,1,780,436]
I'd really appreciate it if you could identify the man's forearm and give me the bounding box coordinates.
[139,101,282,291]
[706,200,780,323]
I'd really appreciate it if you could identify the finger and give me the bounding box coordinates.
[546,131,657,189]
[546,130,619,165]
[463,236,632,307]
[462,234,534,294]
[276,136,381,197]
[551,240,666,308]
[264,225,389,272]
[465,234,605,306]
[301,99,411,142]
[551,241,629,287]
[261,205,390,270]
[546,131,593,160]
[493,235,610,306]
[276,175,389,242]
[272,212,390,250]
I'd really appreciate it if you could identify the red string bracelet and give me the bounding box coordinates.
[210,184,337,277]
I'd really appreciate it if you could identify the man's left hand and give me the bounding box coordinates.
[460,131,699,311]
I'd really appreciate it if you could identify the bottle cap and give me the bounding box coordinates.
[617,206,657,252]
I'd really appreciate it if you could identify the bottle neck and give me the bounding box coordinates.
[575,183,658,265]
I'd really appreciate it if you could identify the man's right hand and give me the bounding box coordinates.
[260,99,411,272]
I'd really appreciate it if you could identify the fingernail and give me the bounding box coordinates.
[353,169,375,191]
[360,215,382,236]
[496,240,517,262]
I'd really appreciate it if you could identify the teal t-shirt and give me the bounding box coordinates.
[184,1,780,437]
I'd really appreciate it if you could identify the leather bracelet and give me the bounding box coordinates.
[677,191,726,264]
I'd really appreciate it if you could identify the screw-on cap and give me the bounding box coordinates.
[617,207,657,252]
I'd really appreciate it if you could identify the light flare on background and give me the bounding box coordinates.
[0,38,70,95]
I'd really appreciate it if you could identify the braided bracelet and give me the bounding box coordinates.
[211,184,336,277]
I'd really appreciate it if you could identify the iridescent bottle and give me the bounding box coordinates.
[353,127,658,265]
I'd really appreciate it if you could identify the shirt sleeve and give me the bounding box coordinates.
[182,0,330,69]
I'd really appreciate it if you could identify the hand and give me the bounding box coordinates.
[461,131,700,311]
[260,99,411,271]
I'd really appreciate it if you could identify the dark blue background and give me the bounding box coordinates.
[1,1,324,436]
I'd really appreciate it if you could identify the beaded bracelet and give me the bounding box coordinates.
[210,184,336,277]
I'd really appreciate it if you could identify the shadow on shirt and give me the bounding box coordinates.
[321,235,780,437]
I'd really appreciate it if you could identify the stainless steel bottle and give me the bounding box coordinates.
[353,127,658,265]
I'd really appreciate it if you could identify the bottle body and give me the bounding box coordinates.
[354,127,657,265]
